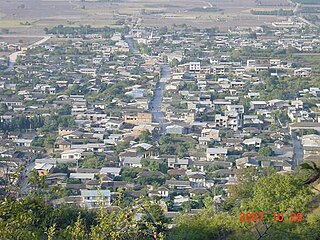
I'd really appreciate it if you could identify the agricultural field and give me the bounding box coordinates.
[293,0,320,4]
[256,0,291,6]
[0,0,293,34]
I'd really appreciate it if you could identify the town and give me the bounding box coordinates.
[1,0,320,239]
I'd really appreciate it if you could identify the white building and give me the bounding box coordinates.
[80,190,111,209]
[206,148,228,161]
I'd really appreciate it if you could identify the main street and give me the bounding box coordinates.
[124,33,170,134]
[292,132,304,168]
[150,65,170,134]
[19,160,35,195]
[124,35,138,54]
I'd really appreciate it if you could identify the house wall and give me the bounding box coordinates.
[124,112,153,124]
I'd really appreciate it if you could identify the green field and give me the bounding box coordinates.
[0,20,33,28]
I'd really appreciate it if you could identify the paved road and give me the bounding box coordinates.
[150,65,171,133]
[124,33,170,134]
[292,132,304,168]
[124,35,138,54]
[5,35,51,72]
[19,160,35,195]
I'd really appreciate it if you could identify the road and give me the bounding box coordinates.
[19,160,35,195]
[150,65,170,134]
[298,16,317,28]
[287,0,317,28]
[287,0,299,13]
[203,1,213,8]
[124,33,170,134]
[124,35,139,54]
[292,132,304,168]
[5,35,51,72]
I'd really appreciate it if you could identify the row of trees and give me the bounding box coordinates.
[44,25,116,37]
[0,105,75,133]
[251,9,293,16]
[0,115,44,132]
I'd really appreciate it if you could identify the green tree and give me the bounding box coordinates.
[0,103,8,114]
[236,173,315,239]
[169,210,245,240]
[181,201,192,213]
[44,134,56,148]
[82,156,102,169]
[258,146,274,156]
[120,167,142,182]
[58,104,72,115]
[28,170,46,190]
[114,141,130,155]
[138,130,152,143]
[65,214,87,240]
[170,58,179,67]
[245,174,313,214]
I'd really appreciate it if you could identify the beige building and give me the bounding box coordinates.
[54,137,71,151]
[201,128,220,141]
[124,112,153,125]
[34,163,54,176]
[131,124,156,137]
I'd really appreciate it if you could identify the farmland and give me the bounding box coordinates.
[0,0,292,34]
[293,0,320,4]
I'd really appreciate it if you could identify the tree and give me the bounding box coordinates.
[82,156,103,169]
[138,201,169,239]
[28,170,46,190]
[170,58,179,67]
[0,103,8,114]
[120,168,142,182]
[58,104,72,115]
[0,197,95,239]
[32,137,45,147]
[227,167,275,209]
[137,175,166,186]
[181,201,192,213]
[137,146,147,156]
[65,214,87,240]
[258,146,274,156]
[246,174,313,214]
[169,210,244,240]
[114,141,130,155]
[175,145,187,158]
[44,134,56,148]
[300,162,320,186]
[0,157,21,197]
[237,173,315,239]
[46,224,56,240]
[159,144,175,155]
[138,130,152,143]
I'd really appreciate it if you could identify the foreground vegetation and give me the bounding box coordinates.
[1,165,320,240]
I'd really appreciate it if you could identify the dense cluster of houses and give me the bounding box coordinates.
[1,23,320,212]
